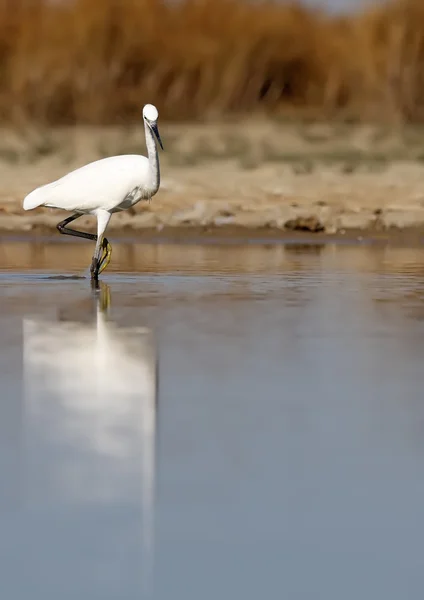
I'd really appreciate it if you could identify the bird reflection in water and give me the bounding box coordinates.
[23,282,158,596]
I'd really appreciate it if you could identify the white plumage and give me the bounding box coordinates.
[23,103,163,280]
[24,155,152,213]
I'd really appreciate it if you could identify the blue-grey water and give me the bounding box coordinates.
[1,240,424,599]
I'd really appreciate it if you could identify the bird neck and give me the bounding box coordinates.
[144,120,160,196]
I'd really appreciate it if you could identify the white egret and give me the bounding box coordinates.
[23,104,164,280]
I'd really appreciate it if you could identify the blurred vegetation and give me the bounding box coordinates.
[1,0,424,125]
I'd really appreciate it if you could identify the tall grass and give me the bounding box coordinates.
[1,0,424,124]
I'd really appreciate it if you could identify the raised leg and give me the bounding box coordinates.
[90,210,112,281]
[57,213,97,242]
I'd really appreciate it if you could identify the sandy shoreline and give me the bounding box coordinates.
[1,122,424,243]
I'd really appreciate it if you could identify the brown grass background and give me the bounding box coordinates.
[1,0,424,125]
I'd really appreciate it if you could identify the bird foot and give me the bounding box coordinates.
[98,238,112,274]
[90,238,112,280]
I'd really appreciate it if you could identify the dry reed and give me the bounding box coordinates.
[1,0,424,124]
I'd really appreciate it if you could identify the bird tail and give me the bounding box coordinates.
[23,186,47,211]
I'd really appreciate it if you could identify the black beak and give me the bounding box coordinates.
[151,123,163,150]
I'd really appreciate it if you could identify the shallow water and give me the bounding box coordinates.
[1,240,424,599]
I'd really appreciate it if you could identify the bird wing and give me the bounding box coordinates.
[24,155,149,212]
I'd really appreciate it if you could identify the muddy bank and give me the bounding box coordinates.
[2,221,424,245]
[2,224,424,247]
[1,123,424,242]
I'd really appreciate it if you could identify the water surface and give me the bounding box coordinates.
[1,240,424,599]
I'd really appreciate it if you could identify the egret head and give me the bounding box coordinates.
[142,104,163,150]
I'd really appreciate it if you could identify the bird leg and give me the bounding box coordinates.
[57,213,97,242]
[57,213,112,280]
[90,277,100,293]
[90,255,100,281]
